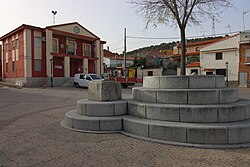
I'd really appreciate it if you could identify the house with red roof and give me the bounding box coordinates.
[103,49,134,68]
[0,22,106,87]
[173,38,223,65]
[200,32,250,87]
[186,61,200,75]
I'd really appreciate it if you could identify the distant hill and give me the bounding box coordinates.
[126,36,223,56]
[126,42,176,56]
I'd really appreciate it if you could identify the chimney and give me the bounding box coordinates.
[107,46,109,51]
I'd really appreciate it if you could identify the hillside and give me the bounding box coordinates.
[126,42,176,56]
[126,36,223,56]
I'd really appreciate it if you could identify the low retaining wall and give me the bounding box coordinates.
[3,77,73,87]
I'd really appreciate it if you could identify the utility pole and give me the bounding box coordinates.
[124,28,127,68]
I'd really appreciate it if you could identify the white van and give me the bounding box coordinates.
[73,73,103,88]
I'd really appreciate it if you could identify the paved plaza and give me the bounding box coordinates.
[0,85,250,166]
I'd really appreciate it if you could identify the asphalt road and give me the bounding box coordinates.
[0,85,250,167]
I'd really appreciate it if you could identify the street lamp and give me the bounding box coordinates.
[243,10,249,32]
[225,62,229,87]
[103,63,106,73]
[50,58,54,87]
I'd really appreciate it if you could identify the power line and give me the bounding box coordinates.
[126,30,241,40]
[127,36,180,40]
[112,47,124,51]
[108,38,123,46]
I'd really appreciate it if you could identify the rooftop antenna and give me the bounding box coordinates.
[225,24,231,34]
[52,10,57,25]
[243,10,250,32]
[212,16,215,36]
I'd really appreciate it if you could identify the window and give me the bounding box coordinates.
[67,41,75,55]
[191,69,198,74]
[12,61,15,72]
[215,52,223,60]
[16,39,19,49]
[52,38,58,53]
[34,36,41,47]
[5,44,8,52]
[12,41,15,50]
[206,72,214,75]
[148,71,153,76]
[34,59,42,72]
[83,44,91,57]
[6,63,8,73]
[216,69,226,76]
[244,49,250,62]
[80,74,85,79]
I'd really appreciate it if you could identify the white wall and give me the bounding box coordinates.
[137,68,163,77]
[200,35,240,81]
[200,50,239,81]
[104,57,133,68]
[103,57,111,67]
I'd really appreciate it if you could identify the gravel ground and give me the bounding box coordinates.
[0,86,250,167]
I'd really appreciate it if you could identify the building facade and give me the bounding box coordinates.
[200,32,250,87]
[0,45,2,79]
[185,62,201,75]
[103,50,134,68]
[173,38,223,64]
[0,22,105,87]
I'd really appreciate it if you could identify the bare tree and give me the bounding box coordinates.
[130,0,232,75]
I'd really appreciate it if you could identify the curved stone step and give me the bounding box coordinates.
[133,87,239,105]
[61,109,123,132]
[77,99,127,116]
[128,99,250,123]
[143,75,225,89]
[123,115,250,147]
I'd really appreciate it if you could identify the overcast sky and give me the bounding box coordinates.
[0,0,249,53]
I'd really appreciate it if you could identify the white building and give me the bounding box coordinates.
[200,35,240,86]
[103,50,134,68]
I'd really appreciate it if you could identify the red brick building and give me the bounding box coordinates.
[0,22,106,87]
[0,45,2,79]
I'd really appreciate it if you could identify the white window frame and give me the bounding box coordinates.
[12,40,15,50]
[34,59,42,72]
[34,36,41,48]
[83,43,91,57]
[67,40,76,55]
[16,39,19,49]
[52,38,59,53]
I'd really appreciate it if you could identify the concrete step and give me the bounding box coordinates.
[123,115,250,147]
[61,109,123,133]
[128,99,250,123]
[77,99,127,116]
[133,87,238,105]
[143,75,225,89]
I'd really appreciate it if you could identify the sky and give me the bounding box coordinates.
[0,0,250,54]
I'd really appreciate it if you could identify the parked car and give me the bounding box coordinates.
[74,73,103,88]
